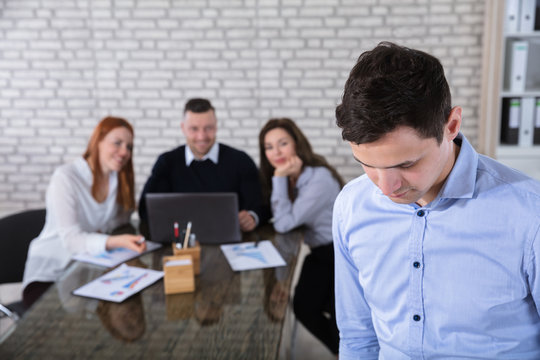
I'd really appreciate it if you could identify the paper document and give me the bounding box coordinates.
[72,241,162,268]
[220,240,286,271]
[73,263,163,302]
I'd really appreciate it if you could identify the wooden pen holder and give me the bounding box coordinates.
[163,255,195,294]
[172,241,201,275]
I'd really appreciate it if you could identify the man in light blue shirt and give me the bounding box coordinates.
[333,42,540,359]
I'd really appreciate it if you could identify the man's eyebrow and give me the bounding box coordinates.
[352,155,416,169]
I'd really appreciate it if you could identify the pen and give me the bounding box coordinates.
[183,221,191,249]
[174,221,181,248]
[137,236,145,245]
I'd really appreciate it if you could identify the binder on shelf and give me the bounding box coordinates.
[526,39,540,90]
[519,0,536,32]
[536,0,540,30]
[519,97,535,147]
[501,98,521,145]
[506,40,528,92]
[505,0,521,33]
[534,98,540,144]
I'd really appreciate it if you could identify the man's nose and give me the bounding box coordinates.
[377,169,401,196]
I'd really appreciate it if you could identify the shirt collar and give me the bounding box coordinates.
[437,132,477,200]
[185,142,219,166]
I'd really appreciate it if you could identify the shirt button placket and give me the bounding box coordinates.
[408,208,427,358]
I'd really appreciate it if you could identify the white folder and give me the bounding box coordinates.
[508,40,529,92]
[519,0,536,32]
[519,97,535,147]
[505,0,521,33]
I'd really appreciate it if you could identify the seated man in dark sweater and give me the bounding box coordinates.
[139,98,268,237]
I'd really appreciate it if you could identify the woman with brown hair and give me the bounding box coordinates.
[259,118,344,355]
[22,116,146,309]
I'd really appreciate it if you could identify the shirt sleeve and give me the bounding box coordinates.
[270,170,335,233]
[47,169,108,255]
[333,191,380,359]
[527,219,540,318]
[138,153,172,223]
[236,152,269,225]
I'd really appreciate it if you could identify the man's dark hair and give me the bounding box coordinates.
[336,42,452,144]
[184,98,215,114]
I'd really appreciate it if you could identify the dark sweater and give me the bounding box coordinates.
[139,144,268,234]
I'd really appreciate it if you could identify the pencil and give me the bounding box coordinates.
[183,221,192,249]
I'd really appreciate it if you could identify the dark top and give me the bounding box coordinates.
[138,143,269,235]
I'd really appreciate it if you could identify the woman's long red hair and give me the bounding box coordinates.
[83,116,135,211]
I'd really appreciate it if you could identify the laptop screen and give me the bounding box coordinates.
[145,192,242,245]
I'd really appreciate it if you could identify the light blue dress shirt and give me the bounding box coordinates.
[333,133,540,359]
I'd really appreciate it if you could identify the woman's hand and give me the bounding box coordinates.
[106,234,147,253]
[273,155,303,178]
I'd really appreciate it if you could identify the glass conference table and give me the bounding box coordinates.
[0,225,302,359]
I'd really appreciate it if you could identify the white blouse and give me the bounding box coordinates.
[22,157,131,288]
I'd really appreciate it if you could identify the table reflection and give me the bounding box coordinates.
[0,225,302,359]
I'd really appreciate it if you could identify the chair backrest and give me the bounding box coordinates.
[0,209,46,284]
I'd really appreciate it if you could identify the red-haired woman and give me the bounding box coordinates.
[22,116,145,309]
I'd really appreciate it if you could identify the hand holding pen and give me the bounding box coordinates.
[106,234,147,253]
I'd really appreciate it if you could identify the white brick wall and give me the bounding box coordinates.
[0,0,485,216]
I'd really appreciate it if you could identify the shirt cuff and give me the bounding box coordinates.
[271,176,288,199]
[247,210,259,226]
[86,233,109,254]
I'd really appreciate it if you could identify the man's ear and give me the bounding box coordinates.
[445,106,462,140]
[180,121,186,134]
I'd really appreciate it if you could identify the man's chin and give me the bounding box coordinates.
[387,192,418,205]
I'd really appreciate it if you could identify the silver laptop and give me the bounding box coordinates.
[145,192,242,245]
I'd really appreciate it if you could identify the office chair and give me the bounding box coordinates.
[0,208,46,321]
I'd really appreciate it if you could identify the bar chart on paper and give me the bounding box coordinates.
[221,241,286,271]
[73,264,163,302]
[72,241,162,268]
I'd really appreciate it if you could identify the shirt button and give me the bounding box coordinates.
[417,210,425,217]
[413,314,421,321]
[413,261,421,268]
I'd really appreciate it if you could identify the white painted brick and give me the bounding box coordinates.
[122,20,155,29]
[394,26,428,38]
[258,18,286,27]
[4,1,40,9]
[132,9,166,19]
[181,19,214,29]
[426,14,460,25]
[225,29,257,39]
[288,18,323,28]
[158,19,180,29]
[2,9,35,18]
[24,89,55,98]
[168,8,201,18]
[7,30,40,41]
[0,0,485,214]
[170,30,204,40]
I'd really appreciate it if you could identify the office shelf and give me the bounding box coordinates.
[480,0,540,180]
